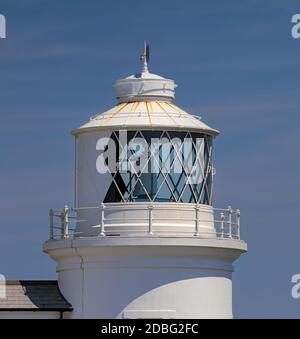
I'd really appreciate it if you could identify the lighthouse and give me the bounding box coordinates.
[43,45,247,319]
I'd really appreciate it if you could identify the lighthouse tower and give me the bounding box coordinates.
[44,45,247,319]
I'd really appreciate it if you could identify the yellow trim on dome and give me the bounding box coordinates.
[102,102,129,125]
[156,101,180,127]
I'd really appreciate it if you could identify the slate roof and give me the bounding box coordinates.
[0,281,72,311]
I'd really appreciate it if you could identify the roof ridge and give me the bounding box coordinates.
[5,280,58,286]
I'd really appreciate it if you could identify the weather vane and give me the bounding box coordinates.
[140,42,150,73]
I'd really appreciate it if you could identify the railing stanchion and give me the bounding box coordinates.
[148,204,154,235]
[236,209,241,240]
[227,206,232,239]
[100,203,106,237]
[60,210,64,239]
[220,212,225,238]
[62,205,69,239]
[49,209,54,240]
[194,205,200,236]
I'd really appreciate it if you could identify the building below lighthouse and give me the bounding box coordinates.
[0,45,247,319]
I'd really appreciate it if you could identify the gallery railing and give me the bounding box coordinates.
[49,203,241,241]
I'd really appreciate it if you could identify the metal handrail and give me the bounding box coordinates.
[49,203,241,241]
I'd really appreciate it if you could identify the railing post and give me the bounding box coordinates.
[148,204,154,235]
[220,212,225,238]
[236,209,241,240]
[60,210,64,239]
[194,205,200,236]
[49,208,54,240]
[227,206,232,239]
[99,203,105,237]
[62,205,69,239]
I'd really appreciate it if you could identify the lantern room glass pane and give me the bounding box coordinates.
[103,130,213,205]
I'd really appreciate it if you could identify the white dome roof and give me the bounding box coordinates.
[72,101,219,136]
[126,72,165,80]
[115,46,177,102]
[73,45,219,137]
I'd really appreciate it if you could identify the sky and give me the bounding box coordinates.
[0,0,300,318]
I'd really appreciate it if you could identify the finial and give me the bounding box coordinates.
[140,41,150,73]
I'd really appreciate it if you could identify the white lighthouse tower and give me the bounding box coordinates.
[44,45,247,319]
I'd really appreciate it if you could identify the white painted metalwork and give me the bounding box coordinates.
[99,203,105,237]
[49,203,241,241]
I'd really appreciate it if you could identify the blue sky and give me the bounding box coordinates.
[0,0,300,318]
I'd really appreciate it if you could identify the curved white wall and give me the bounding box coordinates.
[44,238,246,319]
